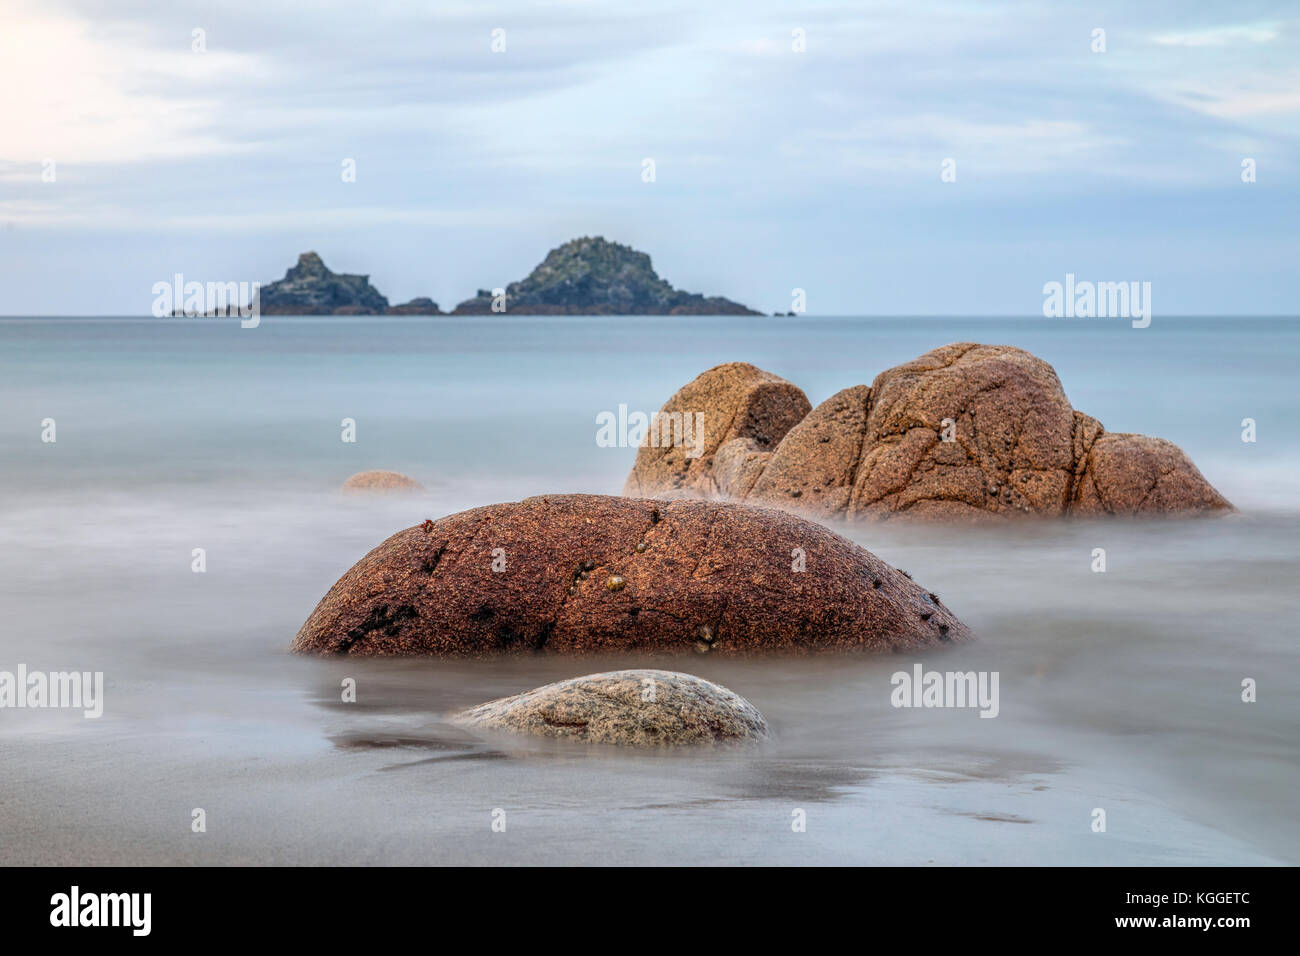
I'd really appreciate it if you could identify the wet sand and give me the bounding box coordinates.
[1,488,1294,865]
[2,316,1296,865]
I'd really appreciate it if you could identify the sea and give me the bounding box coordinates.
[0,314,1296,864]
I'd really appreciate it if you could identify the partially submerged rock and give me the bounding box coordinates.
[622,362,811,500]
[748,384,872,519]
[290,493,969,655]
[628,344,1233,521]
[1072,433,1232,516]
[342,470,425,494]
[453,669,768,747]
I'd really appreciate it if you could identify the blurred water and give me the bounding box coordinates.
[2,315,1296,506]
[0,316,1296,864]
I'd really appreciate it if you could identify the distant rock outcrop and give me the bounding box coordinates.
[256,252,440,315]
[451,237,761,315]
[384,297,441,316]
[626,345,1234,521]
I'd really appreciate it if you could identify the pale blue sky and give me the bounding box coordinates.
[1,0,1296,314]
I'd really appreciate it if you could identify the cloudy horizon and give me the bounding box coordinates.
[2,0,1297,315]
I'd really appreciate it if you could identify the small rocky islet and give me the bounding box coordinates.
[290,493,968,657]
[624,343,1234,521]
[452,670,769,747]
[448,236,760,315]
[257,251,439,315]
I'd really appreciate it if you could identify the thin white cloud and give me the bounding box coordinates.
[812,117,1118,177]
[1153,23,1279,47]
[1173,86,1300,119]
[2,0,1299,316]
[0,198,533,231]
[0,4,265,164]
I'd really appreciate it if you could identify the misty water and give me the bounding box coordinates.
[1,316,1296,864]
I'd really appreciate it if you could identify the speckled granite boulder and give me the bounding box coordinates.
[747,385,873,520]
[342,470,425,494]
[453,670,768,747]
[628,345,1233,521]
[290,493,969,655]
[1072,433,1232,516]
[622,363,811,500]
[822,343,1079,521]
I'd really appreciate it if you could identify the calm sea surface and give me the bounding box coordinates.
[1,315,1296,864]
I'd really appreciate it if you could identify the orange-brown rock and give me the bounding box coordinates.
[844,343,1078,521]
[342,470,425,494]
[628,344,1233,521]
[621,363,811,500]
[1072,433,1232,516]
[290,494,969,656]
[748,385,873,520]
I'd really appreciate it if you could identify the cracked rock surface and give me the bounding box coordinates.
[290,493,969,655]
[453,669,768,746]
[627,345,1233,521]
[621,362,811,500]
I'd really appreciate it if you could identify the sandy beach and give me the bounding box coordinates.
[2,471,1295,864]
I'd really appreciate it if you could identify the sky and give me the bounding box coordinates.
[0,0,1296,315]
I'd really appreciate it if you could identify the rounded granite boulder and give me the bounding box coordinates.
[806,343,1080,521]
[1071,433,1232,516]
[341,470,425,494]
[453,669,768,747]
[290,493,969,656]
[622,362,811,501]
[627,344,1233,522]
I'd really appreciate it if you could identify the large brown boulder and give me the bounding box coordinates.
[453,670,768,747]
[628,345,1233,521]
[747,385,873,520]
[621,363,811,500]
[841,343,1078,521]
[290,494,969,656]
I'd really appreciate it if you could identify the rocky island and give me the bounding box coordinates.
[257,251,439,315]
[179,240,760,316]
[450,236,761,315]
